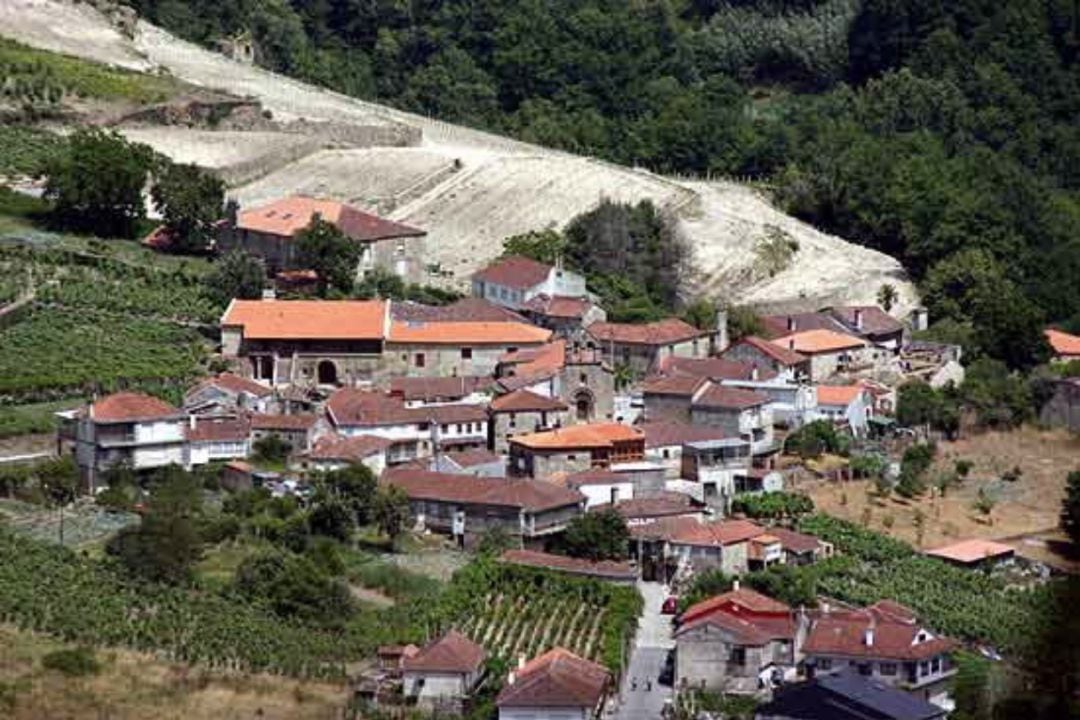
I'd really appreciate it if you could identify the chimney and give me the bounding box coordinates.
[788,338,796,350]
[750,366,759,381]
[733,579,740,591]
[715,308,729,353]
[507,672,516,685]
[225,198,239,228]
[864,627,874,647]
[189,414,197,430]
[518,654,527,670]
[262,287,276,300]
[854,308,864,331]
[787,316,796,333]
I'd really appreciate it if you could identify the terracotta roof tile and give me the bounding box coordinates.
[491,389,569,413]
[496,648,610,709]
[499,549,636,581]
[676,610,795,645]
[222,300,388,341]
[592,492,702,520]
[803,602,956,660]
[190,372,273,399]
[692,384,769,410]
[522,294,593,319]
[924,538,1015,564]
[769,329,866,355]
[328,389,487,427]
[186,415,250,442]
[725,336,807,366]
[498,340,567,377]
[682,588,792,625]
[443,449,502,468]
[391,298,527,323]
[637,421,727,448]
[237,195,425,242]
[629,517,764,547]
[308,434,393,462]
[829,306,903,337]
[765,526,824,555]
[89,393,181,423]
[383,468,584,512]
[815,385,866,406]
[472,255,553,290]
[642,374,707,397]
[250,413,318,430]
[510,423,644,450]
[388,375,492,402]
[587,318,705,346]
[402,630,485,674]
[761,312,847,339]
[1046,328,1080,357]
[388,320,551,345]
[656,355,777,381]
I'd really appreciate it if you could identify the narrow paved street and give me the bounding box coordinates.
[615,581,674,720]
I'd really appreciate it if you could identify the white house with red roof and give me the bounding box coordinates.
[218,195,427,281]
[73,392,190,492]
[471,255,589,312]
[303,433,394,475]
[803,600,957,705]
[496,647,612,720]
[813,384,874,436]
[183,372,274,415]
[675,586,798,693]
[402,630,487,709]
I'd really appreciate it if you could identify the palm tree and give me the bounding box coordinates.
[877,283,898,312]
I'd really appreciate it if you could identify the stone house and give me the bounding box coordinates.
[496,342,615,424]
[382,468,585,548]
[722,336,810,382]
[508,423,646,479]
[678,438,753,511]
[471,255,589,311]
[520,293,607,339]
[496,647,612,720]
[629,517,765,581]
[71,393,189,492]
[326,389,489,465]
[388,375,493,407]
[384,320,553,378]
[675,587,797,694]
[302,433,393,475]
[249,413,325,454]
[638,421,731,478]
[762,306,904,352]
[802,600,957,706]
[217,195,427,281]
[689,385,776,456]
[1038,377,1080,431]
[585,318,713,378]
[489,388,568,454]
[402,630,486,710]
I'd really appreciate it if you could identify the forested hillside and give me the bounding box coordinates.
[127,0,1080,366]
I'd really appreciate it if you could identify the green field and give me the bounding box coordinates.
[0,399,82,439]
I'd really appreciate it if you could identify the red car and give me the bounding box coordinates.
[661,596,679,615]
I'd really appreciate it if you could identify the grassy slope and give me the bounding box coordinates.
[0,625,348,720]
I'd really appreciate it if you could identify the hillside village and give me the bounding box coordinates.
[1,2,1080,720]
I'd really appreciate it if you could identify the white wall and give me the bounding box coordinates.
[134,420,185,444]
[133,445,186,469]
[500,706,589,720]
[577,481,635,509]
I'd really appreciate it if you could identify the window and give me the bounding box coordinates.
[931,657,940,673]
[880,663,897,676]
[662,449,670,459]
[507,347,518,354]
[817,659,832,671]
[456,424,463,434]
[919,661,930,676]
[580,372,588,385]
[414,353,425,368]
[461,347,472,360]
[440,424,449,434]
[509,413,517,428]
[729,647,746,665]
[858,663,872,676]
[567,454,577,461]
[418,422,430,431]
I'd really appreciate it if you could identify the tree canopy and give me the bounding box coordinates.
[295,217,359,297]
[150,162,225,253]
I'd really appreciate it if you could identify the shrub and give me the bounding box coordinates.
[785,420,849,458]
[42,646,100,676]
[731,492,813,519]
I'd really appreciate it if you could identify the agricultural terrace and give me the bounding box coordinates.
[430,560,642,677]
[796,515,1046,654]
[0,307,207,404]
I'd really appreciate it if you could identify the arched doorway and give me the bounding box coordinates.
[573,390,594,422]
[317,360,338,386]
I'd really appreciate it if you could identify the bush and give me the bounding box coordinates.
[785,420,849,458]
[234,551,354,628]
[41,646,100,676]
[731,492,813,519]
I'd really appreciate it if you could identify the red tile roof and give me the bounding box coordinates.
[89,393,182,423]
[522,294,593,319]
[586,318,705,346]
[761,312,846,339]
[770,329,866,355]
[499,549,636,581]
[388,320,551,345]
[766,526,825,555]
[308,434,393,462]
[498,340,567,379]
[250,413,318,431]
[656,355,776,382]
[496,648,610,709]
[222,300,388,341]
[692,384,769,410]
[676,608,796,646]
[327,389,487,428]
[592,492,702,520]
[190,372,273,399]
[510,423,644,451]
[829,306,903,337]
[815,384,867,407]
[383,468,584,512]
[629,517,764,547]
[491,389,568,413]
[388,375,492,402]
[803,601,956,661]
[637,421,728,448]
[237,195,425,242]
[559,468,626,487]
[726,336,807,366]
[642,374,707,397]
[443,449,502,468]
[682,588,792,625]
[402,630,485,674]
[392,297,527,323]
[186,415,250,442]
[1046,328,1080,357]
[472,255,553,290]
[924,538,1015,564]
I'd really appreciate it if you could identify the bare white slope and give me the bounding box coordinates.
[2,0,917,312]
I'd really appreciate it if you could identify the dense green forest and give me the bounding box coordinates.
[127,0,1080,367]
